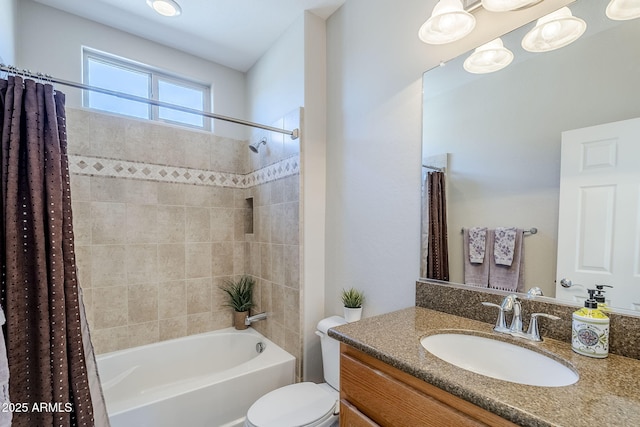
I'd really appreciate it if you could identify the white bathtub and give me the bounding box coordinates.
[96,327,295,427]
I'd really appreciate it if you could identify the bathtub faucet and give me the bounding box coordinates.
[245,312,268,326]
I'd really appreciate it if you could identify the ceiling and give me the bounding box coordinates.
[31,0,346,72]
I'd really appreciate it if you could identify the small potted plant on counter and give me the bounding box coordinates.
[220,275,255,330]
[341,287,364,322]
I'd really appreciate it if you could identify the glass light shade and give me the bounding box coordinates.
[463,38,514,74]
[606,0,640,20]
[418,0,476,45]
[521,7,586,53]
[146,0,182,17]
[481,0,541,13]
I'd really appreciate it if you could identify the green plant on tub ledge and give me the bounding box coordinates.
[341,287,364,323]
[220,275,255,330]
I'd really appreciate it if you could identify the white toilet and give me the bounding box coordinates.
[245,316,347,427]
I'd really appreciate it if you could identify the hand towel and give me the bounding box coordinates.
[468,227,487,264]
[463,228,491,288]
[494,227,517,266]
[489,228,525,292]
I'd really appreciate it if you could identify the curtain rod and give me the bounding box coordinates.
[0,64,300,140]
[422,164,443,172]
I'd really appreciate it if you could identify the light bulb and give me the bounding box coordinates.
[606,0,640,20]
[438,14,457,33]
[521,7,586,53]
[540,21,562,41]
[463,38,514,74]
[418,0,476,45]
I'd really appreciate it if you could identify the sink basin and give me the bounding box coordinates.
[420,333,579,387]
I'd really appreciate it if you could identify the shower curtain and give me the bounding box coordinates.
[0,76,106,426]
[421,171,449,281]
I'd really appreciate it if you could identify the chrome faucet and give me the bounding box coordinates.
[503,294,523,334]
[481,294,521,334]
[480,301,510,333]
[526,287,544,297]
[525,313,560,342]
[482,295,559,342]
[245,312,268,326]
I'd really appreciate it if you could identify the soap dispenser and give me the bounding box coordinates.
[594,284,613,312]
[572,289,609,358]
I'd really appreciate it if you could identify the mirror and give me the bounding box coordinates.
[421,0,640,311]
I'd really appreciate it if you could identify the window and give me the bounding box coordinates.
[83,49,211,130]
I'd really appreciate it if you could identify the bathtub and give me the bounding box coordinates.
[96,327,295,427]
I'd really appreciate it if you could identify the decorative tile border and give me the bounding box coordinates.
[68,155,300,189]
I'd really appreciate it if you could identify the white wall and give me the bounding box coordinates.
[301,12,327,384]
[324,0,572,317]
[16,0,246,139]
[325,0,432,319]
[0,0,17,64]
[246,15,304,127]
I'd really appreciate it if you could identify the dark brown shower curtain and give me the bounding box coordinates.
[425,171,449,281]
[1,76,94,426]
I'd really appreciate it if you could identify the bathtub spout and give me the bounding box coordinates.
[245,312,268,326]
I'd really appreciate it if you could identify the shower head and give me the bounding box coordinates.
[249,138,267,153]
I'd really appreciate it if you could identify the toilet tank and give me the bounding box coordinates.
[316,316,347,390]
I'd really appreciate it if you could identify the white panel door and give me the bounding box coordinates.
[556,117,640,311]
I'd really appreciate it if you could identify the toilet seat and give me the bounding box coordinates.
[245,382,338,427]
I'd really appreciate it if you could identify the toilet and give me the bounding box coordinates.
[245,316,347,427]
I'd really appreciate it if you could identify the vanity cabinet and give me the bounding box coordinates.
[339,344,517,427]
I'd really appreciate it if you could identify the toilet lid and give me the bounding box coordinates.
[246,382,337,427]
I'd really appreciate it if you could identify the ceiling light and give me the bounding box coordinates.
[146,0,182,17]
[463,38,514,73]
[606,0,640,21]
[481,0,541,13]
[521,7,586,53]
[418,0,476,45]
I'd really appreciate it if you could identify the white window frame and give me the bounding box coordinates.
[82,49,212,131]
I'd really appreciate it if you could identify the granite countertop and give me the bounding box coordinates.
[329,307,640,427]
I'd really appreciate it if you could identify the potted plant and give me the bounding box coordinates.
[341,288,364,322]
[220,275,255,330]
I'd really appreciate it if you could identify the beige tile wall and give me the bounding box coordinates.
[66,109,248,173]
[244,108,302,379]
[246,174,301,377]
[71,174,250,353]
[67,108,302,371]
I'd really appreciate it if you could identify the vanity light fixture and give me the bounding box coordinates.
[463,38,514,74]
[146,0,182,17]
[418,0,476,45]
[606,0,640,21]
[521,7,586,53]
[481,0,542,13]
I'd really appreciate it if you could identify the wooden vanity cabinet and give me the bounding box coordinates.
[339,344,517,427]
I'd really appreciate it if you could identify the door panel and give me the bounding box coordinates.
[556,118,640,310]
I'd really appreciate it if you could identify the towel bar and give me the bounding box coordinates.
[461,227,537,235]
